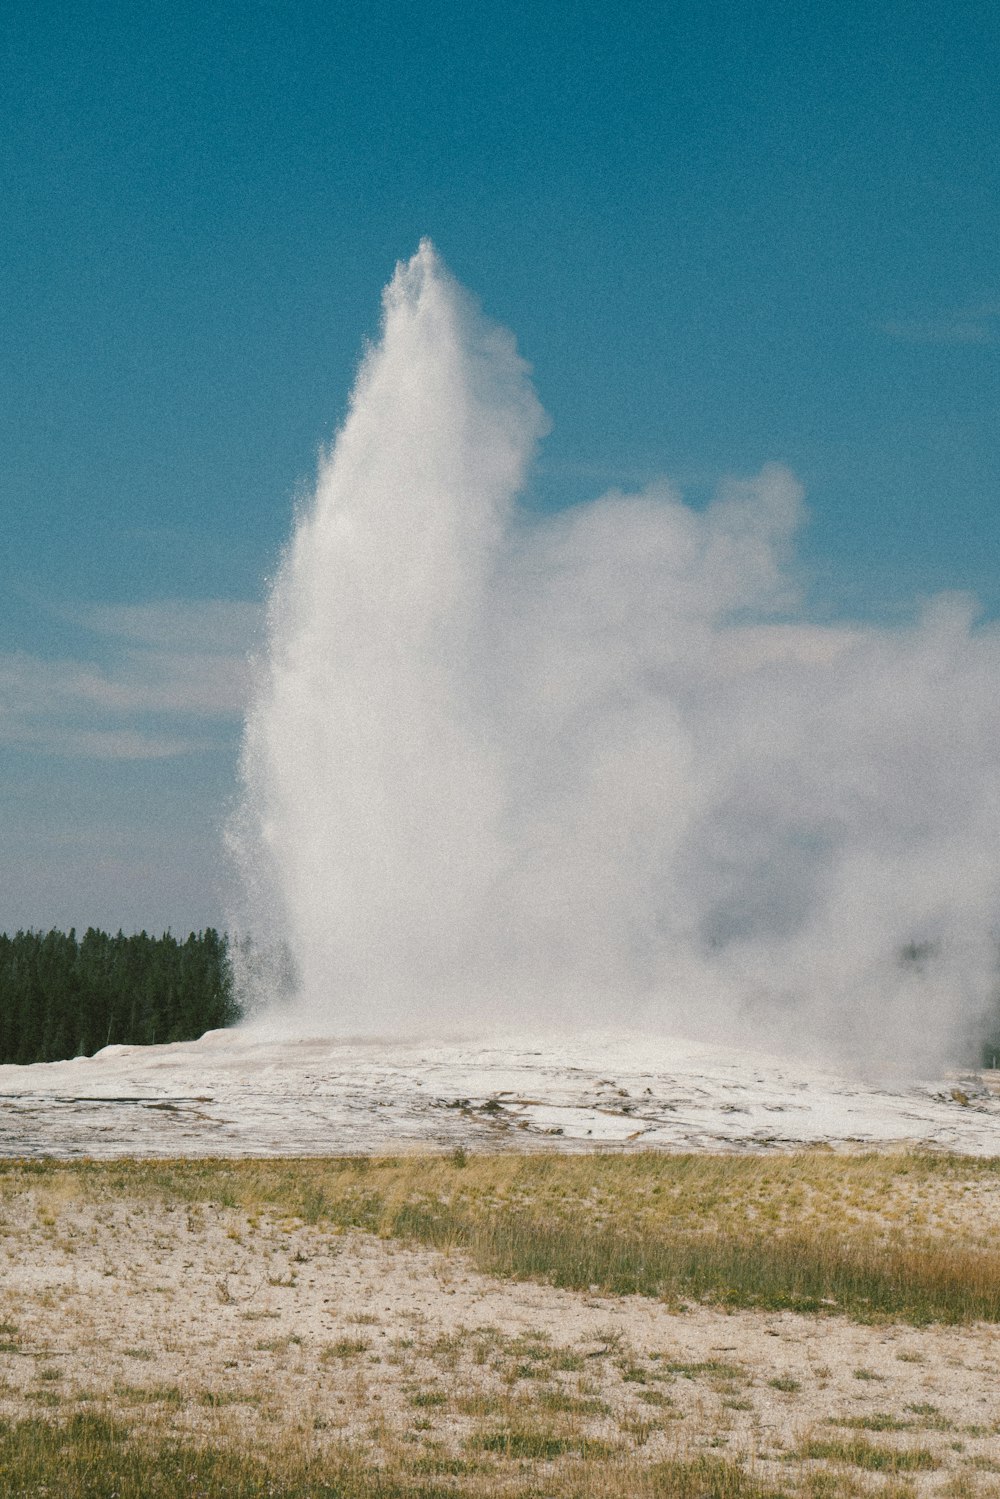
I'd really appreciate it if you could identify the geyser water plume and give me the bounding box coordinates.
[230,241,1000,1070]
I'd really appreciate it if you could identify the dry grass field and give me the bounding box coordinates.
[0,1150,999,1497]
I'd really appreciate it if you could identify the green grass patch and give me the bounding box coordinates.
[645,1456,791,1498]
[537,1388,612,1415]
[664,1359,745,1380]
[111,1382,185,1406]
[0,1410,808,1498]
[468,1423,619,1460]
[0,1414,388,1498]
[320,1337,369,1359]
[409,1388,448,1408]
[831,1414,912,1432]
[767,1375,802,1393]
[797,1437,941,1472]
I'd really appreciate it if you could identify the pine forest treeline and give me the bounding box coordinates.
[0,928,239,1066]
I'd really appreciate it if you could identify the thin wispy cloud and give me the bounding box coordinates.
[80,600,263,654]
[881,302,1000,345]
[3,723,200,761]
[882,318,994,345]
[0,598,260,760]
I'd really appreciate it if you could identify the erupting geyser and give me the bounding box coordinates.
[229,241,1000,1068]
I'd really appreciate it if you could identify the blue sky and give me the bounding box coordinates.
[2,0,997,935]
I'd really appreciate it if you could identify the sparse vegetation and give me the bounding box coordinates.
[1,1149,999,1497]
[795,1437,940,1472]
[0,1413,805,1499]
[9,1148,996,1323]
[768,1374,802,1392]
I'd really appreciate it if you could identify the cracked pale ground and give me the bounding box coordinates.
[2,1188,1000,1494]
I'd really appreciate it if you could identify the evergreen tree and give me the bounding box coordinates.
[0,929,240,1064]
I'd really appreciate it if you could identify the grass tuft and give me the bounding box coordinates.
[796,1437,941,1472]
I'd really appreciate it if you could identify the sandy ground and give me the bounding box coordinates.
[1,1191,999,1491]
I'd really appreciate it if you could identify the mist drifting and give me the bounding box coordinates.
[230,242,1000,1070]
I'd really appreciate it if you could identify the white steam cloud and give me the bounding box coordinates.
[229,242,1000,1071]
